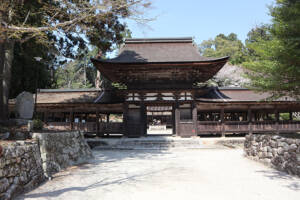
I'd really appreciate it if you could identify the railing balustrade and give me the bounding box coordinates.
[197,121,300,134]
[44,121,123,134]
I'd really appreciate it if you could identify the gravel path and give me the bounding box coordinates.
[17,148,300,200]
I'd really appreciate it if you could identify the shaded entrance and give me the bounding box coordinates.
[146,105,173,135]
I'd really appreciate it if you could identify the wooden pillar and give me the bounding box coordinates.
[123,103,128,137]
[220,107,225,137]
[43,111,48,123]
[106,114,110,123]
[175,103,180,136]
[172,104,176,135]
[140,103,146,136]
[192,102,198,136]
[106,113,110,136]
[69,110,73,130]
[275,108,279,134]
[96,110,99,136]
[289,112,293,121]
[248,108,252,135]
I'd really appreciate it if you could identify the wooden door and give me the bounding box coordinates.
[127,108,142,137]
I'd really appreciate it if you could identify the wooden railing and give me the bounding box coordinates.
[278,121,300,132]
[252,122,276,132]
[197,121,300,134]
[45,122,72,131]
[197,122,222,133]
[103,122,123,133]
[73,122,97,132]
[224,121,249,132]
[44,122,123,134]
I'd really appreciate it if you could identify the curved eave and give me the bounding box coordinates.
[91,56,229,65]
[92,57,229,84]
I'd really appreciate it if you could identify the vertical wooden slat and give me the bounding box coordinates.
[220,108,225,137]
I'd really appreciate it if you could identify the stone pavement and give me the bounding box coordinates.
[16,148,300,200]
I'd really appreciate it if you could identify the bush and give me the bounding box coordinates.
[33,119,43,130]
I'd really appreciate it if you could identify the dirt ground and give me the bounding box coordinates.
[17,148,300,200]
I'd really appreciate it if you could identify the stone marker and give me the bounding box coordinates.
[15,92,34,119]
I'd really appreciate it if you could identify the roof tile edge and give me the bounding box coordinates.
[125,37,193,43]
[38,88,102,93]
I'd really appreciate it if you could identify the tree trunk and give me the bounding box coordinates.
[0,39,15,121]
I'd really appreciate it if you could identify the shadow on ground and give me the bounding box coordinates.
[17,149,172,199]
[255,170,300,191]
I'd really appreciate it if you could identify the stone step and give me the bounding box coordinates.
[86,137,224,150]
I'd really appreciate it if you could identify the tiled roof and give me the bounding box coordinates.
[95,37,228,63]
[197,87,297,102]
[36,89,101,104]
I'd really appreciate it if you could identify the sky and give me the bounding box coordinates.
[125,0,274,45]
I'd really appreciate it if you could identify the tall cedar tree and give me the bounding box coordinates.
[0,0,151,120]
[244,0,300,98]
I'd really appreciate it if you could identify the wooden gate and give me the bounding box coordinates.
[127,108,143,137]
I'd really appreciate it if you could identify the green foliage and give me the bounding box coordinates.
[0,0,151,120]
[245,24,273,60]
[33,119,43,131]
[243,0,300,97]
[199,33,246,65]
[280,113,290,121]
[56,61,93,89]
[10,38,54,98]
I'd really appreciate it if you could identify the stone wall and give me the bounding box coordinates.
[32,131,93,177]
[244,134,300,176]
[0,141,44,200]
[0,131,93,199]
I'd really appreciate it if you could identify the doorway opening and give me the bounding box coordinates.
[146,105,173,135]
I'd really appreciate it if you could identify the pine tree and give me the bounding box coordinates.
[244,0,300,98]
